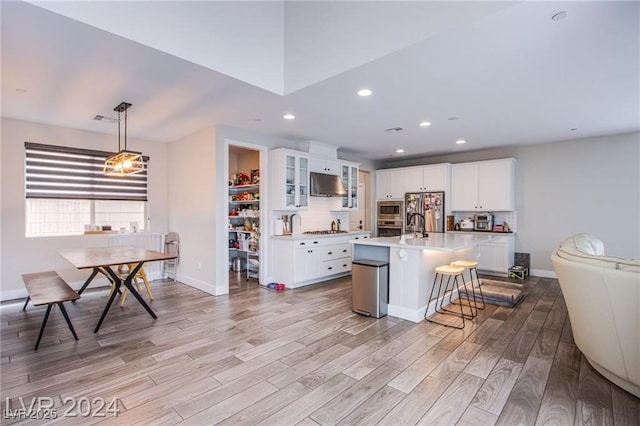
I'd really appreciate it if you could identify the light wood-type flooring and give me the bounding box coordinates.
[1,273,638,425]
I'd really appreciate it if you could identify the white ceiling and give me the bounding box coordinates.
[2,1,638,161]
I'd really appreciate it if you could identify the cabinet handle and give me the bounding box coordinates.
[343,264,347,267]
[313,241,319,244]
[300,242,306,246]
[328,266,333,270]
[328,251,333,255]
[342,249,347,253]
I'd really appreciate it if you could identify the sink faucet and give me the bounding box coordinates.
[409,213,427,237]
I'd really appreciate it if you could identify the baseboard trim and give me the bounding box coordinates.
[530,269,557,278]
[177,274,224,296]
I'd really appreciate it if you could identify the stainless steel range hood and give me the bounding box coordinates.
[310,172,347,197]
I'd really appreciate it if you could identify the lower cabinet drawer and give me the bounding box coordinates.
[321,258,352,275]
[320,243,351,261]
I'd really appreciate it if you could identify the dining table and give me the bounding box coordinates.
[58,246,177,332]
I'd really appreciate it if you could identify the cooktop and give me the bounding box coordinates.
[303,230,349,235]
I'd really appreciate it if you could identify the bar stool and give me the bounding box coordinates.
[451,260,485,313]
[426,264,472,329]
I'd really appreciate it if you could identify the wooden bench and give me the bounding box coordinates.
[22,271,80,350]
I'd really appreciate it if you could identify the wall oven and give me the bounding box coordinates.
[376,201,403,237]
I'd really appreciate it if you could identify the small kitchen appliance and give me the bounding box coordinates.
[474,213,494,231]
[460,218,474,230]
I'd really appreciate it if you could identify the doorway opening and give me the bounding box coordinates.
[227,144,262,293]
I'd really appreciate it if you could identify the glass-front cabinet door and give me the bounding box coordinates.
[287,154,309,208]
[341,162,359,210]
[272,148,310,210]
[297,156,309,208]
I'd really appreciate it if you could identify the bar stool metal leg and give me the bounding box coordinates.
[451,260,485,316]
[467,266,485,310]
[440,272,475,320]
[425,265,467,329]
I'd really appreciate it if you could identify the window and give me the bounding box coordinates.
[24,142,148,237]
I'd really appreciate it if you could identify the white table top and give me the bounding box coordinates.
[350,233,496,252]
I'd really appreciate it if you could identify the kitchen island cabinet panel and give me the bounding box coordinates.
[477,235,515,275]
[351,234,494,323]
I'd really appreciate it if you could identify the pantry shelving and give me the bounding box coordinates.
[228,184,260,281]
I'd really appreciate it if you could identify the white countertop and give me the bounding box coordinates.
[446,230,515,237]
[350,233,496,252]
[272,231,371,240]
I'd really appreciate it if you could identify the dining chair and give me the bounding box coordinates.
[114,263,153,307]
[163,232,180,282]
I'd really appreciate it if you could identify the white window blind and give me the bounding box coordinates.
[25,142,149,201]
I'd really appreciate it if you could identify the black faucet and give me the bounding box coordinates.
[408,212,428,237]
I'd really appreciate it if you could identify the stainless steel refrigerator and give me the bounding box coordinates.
[404,191,445,234]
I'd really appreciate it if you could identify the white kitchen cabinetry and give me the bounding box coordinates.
[477,235,515,274]
[310,157,340,175]
[270,148,310,210]
[340,161,359,210]
[270,233,370,288]
[404,164,450,193]
[451,158,515,211]
[376,169,406,199]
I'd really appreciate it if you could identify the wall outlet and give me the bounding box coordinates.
[197,262,202,270]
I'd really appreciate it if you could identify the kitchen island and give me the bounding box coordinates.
[350,233,496,323]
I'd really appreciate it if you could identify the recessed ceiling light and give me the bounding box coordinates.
[396,149,405,153]
[357,89,372,97]
[283,114,295,120]
[448,117,458,121]
[456,139,466,145]
[570,128,578,131]
[16,88,27,93]
[419,121,431,127]
[552,11,568,21]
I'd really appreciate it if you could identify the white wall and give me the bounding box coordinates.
[381,132,640,274]
[166,126,219,295]
[0,117,169,300]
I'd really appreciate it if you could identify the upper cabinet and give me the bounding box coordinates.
[310,157,340,175]
[404,164,450,193]
[270,148,310,210]
[451,158,515,211]
[340,161,359,210]
[376,169,406,200]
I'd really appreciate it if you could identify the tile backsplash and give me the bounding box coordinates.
[273,197,350,234]
[453,211,517,232]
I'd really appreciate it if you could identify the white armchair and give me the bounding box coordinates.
[551,233,639,397]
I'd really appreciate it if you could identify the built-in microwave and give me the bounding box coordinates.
[377,200,404,237]
[377,201,403,221]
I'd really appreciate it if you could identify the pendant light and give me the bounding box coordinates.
[103,101,145,175]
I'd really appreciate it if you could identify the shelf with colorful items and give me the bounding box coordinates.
[228,190,260,280]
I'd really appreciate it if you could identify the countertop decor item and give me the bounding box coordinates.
[103,102,145,176]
